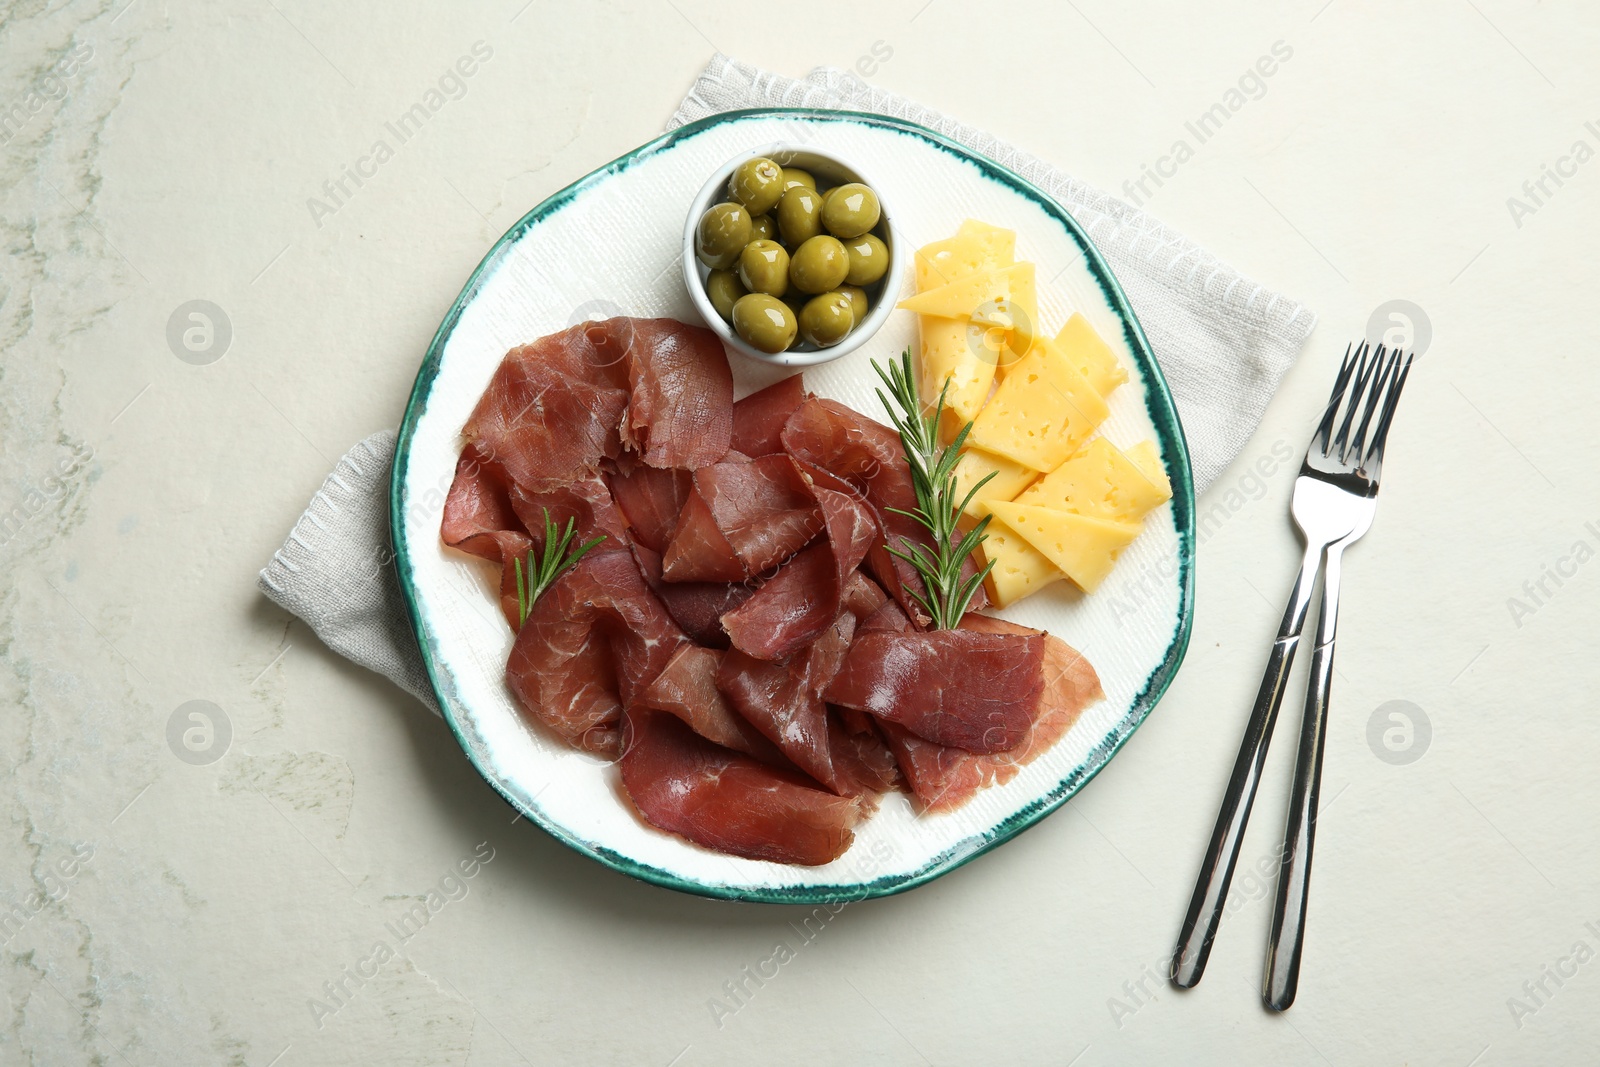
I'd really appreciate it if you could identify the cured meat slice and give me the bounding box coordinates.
[717,612,858,793]
[841,571,889,622]
[441,444,533,627]
[608,465,691,553]
[877,616,1103,812]
[463,329,631,493]
[731,375,808,458]
[441,444,525,563]
[696,455,822,575]
[638,645,788,765]
[660,456,822,582]
[827,711,903,796]
[506,549,690,758]
[630,542,752,649]
[658,487,745,583]
[780,397,915,512]
[508,473,629,548]
[619,709,865,866]
[623,318,734,470]
[823,624,1046,753]
[463,318,731,492]
[720,483,878,660]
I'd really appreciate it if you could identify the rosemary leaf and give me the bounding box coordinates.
[514,507,606,627]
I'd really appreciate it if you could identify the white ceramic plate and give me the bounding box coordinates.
[393,109,1195,903]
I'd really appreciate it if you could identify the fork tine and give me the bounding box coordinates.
[1346,344,1395,463]
[1332,343,1379,463]
[1364,348,1416,477]
[1311,343,1362,458]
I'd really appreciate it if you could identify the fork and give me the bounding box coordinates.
[1169,342,1414,1008]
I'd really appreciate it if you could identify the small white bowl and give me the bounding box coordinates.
[682,142,904,368]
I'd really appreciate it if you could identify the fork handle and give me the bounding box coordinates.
[1171,540,1325,989]
[1262,539,1347,1011]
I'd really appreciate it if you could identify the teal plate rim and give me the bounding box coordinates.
[391,107,1197,905]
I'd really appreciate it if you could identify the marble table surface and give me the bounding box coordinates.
[3,1,1597,1064]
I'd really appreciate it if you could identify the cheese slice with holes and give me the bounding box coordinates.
[980,513,1064,607]
[1016,437,1172,522]
[1055,314,1128,397]
[1001,260,1040,352]
[899,263,1032,322]
[952,447,1037,519]
[918,315,995,423]
[986,502,1141,593]
[969,342,1109,471]
[914,225,1015,291]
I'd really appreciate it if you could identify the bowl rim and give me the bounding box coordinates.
[390,106,1196,905]
[681,141,905,368]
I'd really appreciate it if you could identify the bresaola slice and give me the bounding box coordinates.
[466,318,731,494]
[507,473,629,549]
[623,318,734,469]
[619,709,865,866]
[464,329,631,493]
[878,618,1103,812]
[731,375,808,457]
[506,549,690,758]
[608,465,691,553]
[441,444,532,626]
[660,455,823,583]
[717,611,858,793]
[659,487,745,583]
[629,542,752,649]
[823,623,1047,753]
[638,645,788,766]
[441,443,525,564]
[720,483,878,660]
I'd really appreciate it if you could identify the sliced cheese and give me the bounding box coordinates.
[1001,260,1041,353]
[1126,440,1168,488]
[899,262,1034,323]
[986,502,1141,594]
[1016,437,1172,522]
[958,218,1013,240]
[980,514,1064,607]
[919,315,995,423]
[969,342,1109,472]
[952,447,1037,519]
[1055,313,1128,397]
[914,227,1014,291]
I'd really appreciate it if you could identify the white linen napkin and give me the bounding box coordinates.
[258,55,1316,711]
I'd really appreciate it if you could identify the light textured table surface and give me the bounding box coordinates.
[3,1,1596,1064]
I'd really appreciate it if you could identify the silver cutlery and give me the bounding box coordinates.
[1170,341,1415,1009]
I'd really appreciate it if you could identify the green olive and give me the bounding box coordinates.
[788,235,849,295]
[731,294,797,354]
[776,186,825,246]
[705,269,746,322]
[822,183,881,239]
[799,291,856,348]
[728,157,784,216]
[836,285,869,324]
[737,240,790,298]
[842,233,889,286]
[780,168,816,192]
[749,214,777,243]
[696,203,752,270]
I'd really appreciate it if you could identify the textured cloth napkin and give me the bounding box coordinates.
[258,55,1317,712]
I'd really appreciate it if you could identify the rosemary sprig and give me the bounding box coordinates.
[871,349,997,631]
[513,507,606,626]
